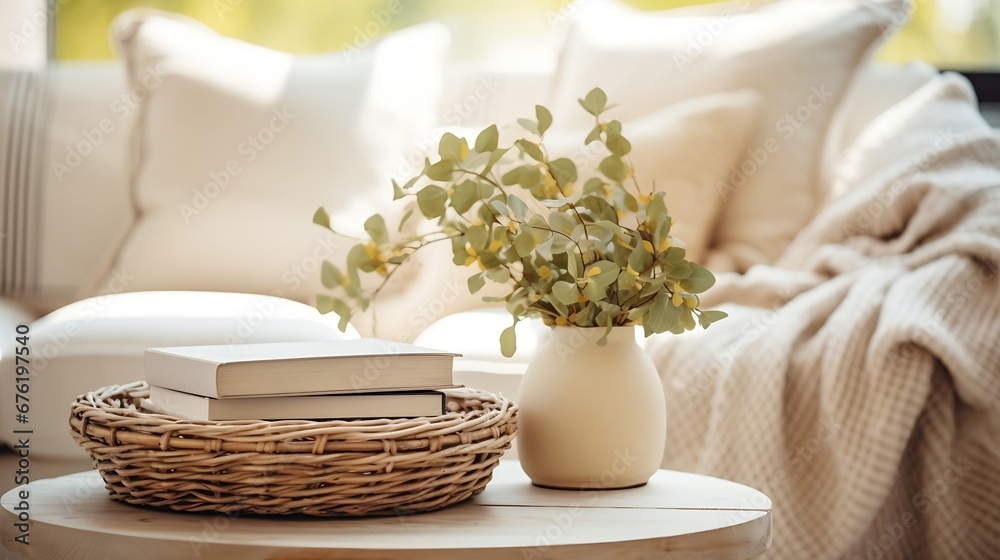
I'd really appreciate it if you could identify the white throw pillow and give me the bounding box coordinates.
[551,0,898,271]
[93,10,449,304]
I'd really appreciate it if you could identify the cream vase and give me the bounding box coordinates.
[516,326,666,489]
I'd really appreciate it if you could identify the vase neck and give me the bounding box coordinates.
[547,326,638,346]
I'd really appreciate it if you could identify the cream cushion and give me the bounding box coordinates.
[93,10,449,305]
[541,90,761,263]
[551,0,897,271]
[0,291,357,458]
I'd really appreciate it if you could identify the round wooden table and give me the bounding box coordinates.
[1,461,770,559]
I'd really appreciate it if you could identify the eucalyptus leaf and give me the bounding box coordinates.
[438,132,466,162]
[698,309,728,329]
[517,118,540,136]
[507,194,529,220]
[585,124,603,145]
[515,139,545,162]
[579,87,608,116]
[585,260,620,288]
[320,261,342,289]
[364,214,389,245]
[392,180,408,201]
[680,263,717,293]
[513,229,538,257]
[397,207,415,232]
[536,105,553,136]
[468,272,487,294]
[548,158,578,188]
[606,133,631,157]
[475,124,499,153]
[426,160,455,181]
[312,207,331,229]
[500,324,518,358]
[581,279,606,301]
[416,185,449,219]
[552,281,581,305]
[450,179,479,214]
[599,156,628,183]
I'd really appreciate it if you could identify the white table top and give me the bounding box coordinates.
[1,460,771,560]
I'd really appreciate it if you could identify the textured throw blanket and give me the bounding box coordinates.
[647,73,1000,559]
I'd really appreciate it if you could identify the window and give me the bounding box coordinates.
[50,0,1000,102]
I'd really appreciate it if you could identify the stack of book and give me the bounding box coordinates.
[142,340,460,421]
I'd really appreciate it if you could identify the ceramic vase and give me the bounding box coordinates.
[516,326,666,490]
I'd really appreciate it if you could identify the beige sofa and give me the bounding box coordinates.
[0,6,941,460]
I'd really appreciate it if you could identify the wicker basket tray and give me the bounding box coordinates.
[69,382,518,516]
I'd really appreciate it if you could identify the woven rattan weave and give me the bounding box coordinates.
[69,382,517,516]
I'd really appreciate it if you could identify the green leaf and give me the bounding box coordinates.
[364,214,389,245]
[581,279,606,301]
[468,272,487,294]
[466,223,488,252]
[552,281,581,305]
[579,87,608,116]
[579,195,618,222]
[426,160,455,181]
[398,207,415,232]
[593,219,626,240]
[513,229,538,257]
[515,139,545,162]
[681,306,696,330]
[484,146,510,175]
[490,199,510,219]
[475,124,499,153]
[597,323,614,346]
[698,309,728,329]
[549,212,578,235]
[317,295,352,332]
[316,294,335,314]
[599,156,628,183]
[584,260,620,288]
[391,180,407,201]
[485,266,510,283]
[517,166,543,191]
[416,185,449,219]
[659,246,687,263]
[536,105,553,136]
[517,118,540,136]
[321,261,343,289]
[501,166,524,186]
[680,263,717,293]
[438,132,466,162]
[463,150,490,169]
[547,158,577,188]
[500,323,518,358]
[606,133,631,157]
[507,194,529,220]
[585,124,603,145]
[645,291,681,334]
[583,177,606,196]
[312,207,331,229]
[450,179,479,214]
[628,241,653,274]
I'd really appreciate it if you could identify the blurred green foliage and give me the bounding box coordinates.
[55,0,1000,69]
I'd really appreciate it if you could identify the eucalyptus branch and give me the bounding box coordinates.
[315,87,727,357]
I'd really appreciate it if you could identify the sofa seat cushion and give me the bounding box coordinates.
[0,291,356,459]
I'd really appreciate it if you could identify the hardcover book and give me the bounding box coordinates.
[144,339,459,398]
[145,385,446,421]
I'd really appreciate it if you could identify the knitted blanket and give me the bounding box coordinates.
[647,73,1000,559]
